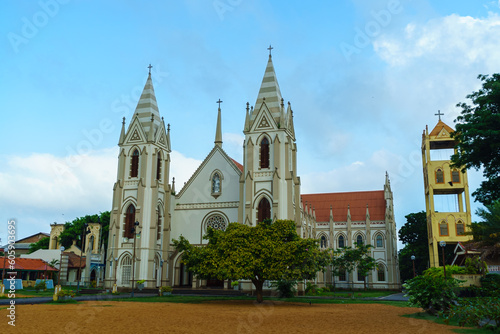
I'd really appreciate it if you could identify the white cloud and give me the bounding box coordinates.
[374,13,500,68]
[0,148,202,241]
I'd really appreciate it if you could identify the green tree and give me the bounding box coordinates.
[398,211,429,282]
[468,200,500,260]
[451,73,500,205]
[173,219,329,303]
[28,236,50,254]
[58,212,110,251]
[333,244,376,290]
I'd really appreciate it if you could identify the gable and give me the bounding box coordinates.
[124,116,147,145]
[250,102,278,132]
[176,146,242,203]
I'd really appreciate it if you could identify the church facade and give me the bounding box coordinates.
[104,52,400,291]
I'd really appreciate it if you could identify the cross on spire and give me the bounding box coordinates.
[216,99,223,109]
[148,64,153,74]
[267,44,273,56]
[435,110,444,121]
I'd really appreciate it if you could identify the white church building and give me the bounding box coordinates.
[104,51,400,291]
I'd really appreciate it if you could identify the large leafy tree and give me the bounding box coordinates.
[398,211,429,282]
[59,211,110,251]
[332,243,377,290]
[28,236,50,253]
[173,219,329,303]
[451,73,500,205]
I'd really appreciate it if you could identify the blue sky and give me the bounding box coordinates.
[1,0,500,248]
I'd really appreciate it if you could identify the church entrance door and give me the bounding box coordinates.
[179,263,192,287]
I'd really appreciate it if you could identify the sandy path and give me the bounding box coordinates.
[1,300,459,333]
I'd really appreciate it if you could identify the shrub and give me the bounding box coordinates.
[403,275,460,315]
[441,297,500,330]
[57,290,75,297]
[231,281,239,287]
[423,265,467,279]
[305,282,318,295]
[271,279,297,298]
[480,274,500,297]
[464,256,488,275]
[34,281,47,292]
[136,280,145,285]
[160,286,172,293]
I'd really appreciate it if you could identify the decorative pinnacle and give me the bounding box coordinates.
[167,123,170,131]
[122,117,125,125]
[148,64,153,74]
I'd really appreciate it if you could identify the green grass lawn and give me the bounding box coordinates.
[12,286,79,298]
[313,290,397,298]
[402,312,494,334]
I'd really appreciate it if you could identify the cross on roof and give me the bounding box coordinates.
[435,110,444,121]
[267,45,273,56]
[216,99,223,109]
[148,64,153,74]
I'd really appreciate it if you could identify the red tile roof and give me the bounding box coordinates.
[301,191,386,222]
[231,158,244,173]
[0,258,58,271]
[63,252,86,269]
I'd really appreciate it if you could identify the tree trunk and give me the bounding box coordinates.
[252,279,264,303]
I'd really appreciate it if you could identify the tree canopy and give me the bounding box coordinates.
[58,211,110,251]
[398,211,429,282]
[331,243,377,290]
[451,73,500,205]
[173,219,329,303]
[28,236,50,254]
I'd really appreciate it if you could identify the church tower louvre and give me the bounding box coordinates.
[105,67,172,289]
[239,47,301,230]
[422,114,473,268]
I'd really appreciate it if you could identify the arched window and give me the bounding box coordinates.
[357,270,365,282]
[212,173,221,194]
[451,170,460,183]
[320,235,327,248]
[439,221,449,236]
[356,235,364,246]
[121,255,132,286]
[257,197,271,223]
[456,221,465,236]
[131,149,139,178]
[156,209,162,240]
[377,264,386,282]
[435,168,444,183]
[260,137,270,169]
[338,235,345,248]
[205,214,227,231]
[156,152,162,180]
[124,204,135,239]
[376,235,383,248]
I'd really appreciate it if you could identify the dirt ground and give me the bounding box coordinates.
[1,300,460,333]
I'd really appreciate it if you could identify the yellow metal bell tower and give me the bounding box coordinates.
[421,112,473,268]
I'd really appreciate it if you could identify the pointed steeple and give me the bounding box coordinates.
[214,99,223,147]
[134,66,161,135]
[253,49,283,119]
[118,117,126,145]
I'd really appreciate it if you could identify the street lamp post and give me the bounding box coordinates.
[131,221,140,298]
[57,246,65,286]
[439,240,447,279]
[411,255,416,278]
